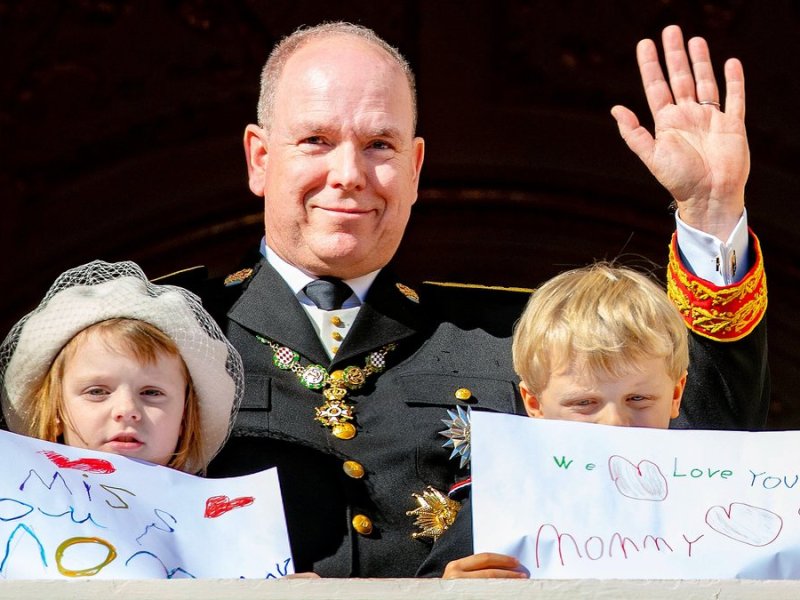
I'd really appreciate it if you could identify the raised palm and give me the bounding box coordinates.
[612,25,749,240]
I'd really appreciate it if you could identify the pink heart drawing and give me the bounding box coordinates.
[204,494,255,518]
[608,455,668,501]
[705,503,783,547]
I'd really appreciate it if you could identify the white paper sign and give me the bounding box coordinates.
[472,412,800,579]
[0,429,292,579]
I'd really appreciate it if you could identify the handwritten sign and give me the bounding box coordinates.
[471,413,800,579]
[0,429,292,579]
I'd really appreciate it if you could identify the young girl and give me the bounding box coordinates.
[0,260,243,474]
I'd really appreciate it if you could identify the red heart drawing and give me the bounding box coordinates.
[204,494,255,518]
[40,450,116,474]
[608,455,668,501]
[706,503,783,547]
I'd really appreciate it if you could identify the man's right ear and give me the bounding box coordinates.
[243,124,268,196]
[519,381,544,419]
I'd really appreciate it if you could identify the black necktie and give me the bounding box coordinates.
[304,278,353,311]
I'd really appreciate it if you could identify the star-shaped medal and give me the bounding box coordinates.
[439,405,471,469]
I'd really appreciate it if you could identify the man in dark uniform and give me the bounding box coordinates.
[205,22,767,577]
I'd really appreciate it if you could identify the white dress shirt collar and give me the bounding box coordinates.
[263,244,379,306]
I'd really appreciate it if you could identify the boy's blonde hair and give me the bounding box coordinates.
[512,263,689,395]
[30,318,203,473]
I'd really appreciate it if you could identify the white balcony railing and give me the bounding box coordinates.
[0,578,797,600]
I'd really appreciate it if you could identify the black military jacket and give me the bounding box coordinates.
[203,255,769,577]
[206,259,529,576]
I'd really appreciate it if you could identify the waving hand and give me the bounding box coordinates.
[611,25,749,240]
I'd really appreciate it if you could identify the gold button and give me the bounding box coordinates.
[332,345,339,354]
[331,316,344,327]
[352,514,373,535]
[454,388,472,401]
[343,460,365,479]
[333,422,356,440]
[332,331,343,341]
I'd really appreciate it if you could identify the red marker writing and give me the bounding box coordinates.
[40,450,116,474]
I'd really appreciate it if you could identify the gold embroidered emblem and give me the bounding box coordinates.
[407,486,461,541]
[224,268,254,287]
[396,283,419,303]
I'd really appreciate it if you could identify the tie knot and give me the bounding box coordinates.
[304,278,353,311]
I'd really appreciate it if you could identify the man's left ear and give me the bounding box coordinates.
[671,371,688,419]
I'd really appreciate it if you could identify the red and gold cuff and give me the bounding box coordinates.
[667,230,767,342]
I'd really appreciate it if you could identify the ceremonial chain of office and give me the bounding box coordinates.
[255,334,397,440]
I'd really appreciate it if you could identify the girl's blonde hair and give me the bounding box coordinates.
[29,318,203,473]
[512,263,689,395]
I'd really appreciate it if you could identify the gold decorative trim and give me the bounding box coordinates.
[423,281,535,294]
[667,231,767,341]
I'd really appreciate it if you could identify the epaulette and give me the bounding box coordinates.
[202,263,260,324]
[667,230,767,342]
[152,263,258,327]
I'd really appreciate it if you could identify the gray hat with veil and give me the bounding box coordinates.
[0,260,243,473]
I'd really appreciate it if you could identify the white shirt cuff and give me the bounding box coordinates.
[674,209,750,285]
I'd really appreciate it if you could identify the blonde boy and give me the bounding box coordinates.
[513,262,688,429]
[427,262,690,578]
